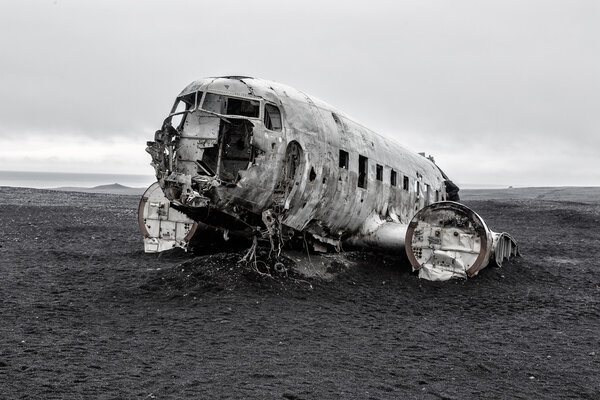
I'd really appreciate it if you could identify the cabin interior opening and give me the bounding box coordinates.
[173,92,261,184]
[199,119,255,183]
[391,170,397,186]
[282,141,303,195]
[403,176,409,191]
[358,155,368,189]
[376,164,383,181]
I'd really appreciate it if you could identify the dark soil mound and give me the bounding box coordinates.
[140,250,318,297]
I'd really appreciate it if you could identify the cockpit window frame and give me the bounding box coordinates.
[168,92,199,129]
[172,92,198,112]
[198,91,262,119]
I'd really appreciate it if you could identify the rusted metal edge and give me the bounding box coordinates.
[404,221,421,272]
[466,233,488,277]
[184,222,199,242]
[137,196,150,238]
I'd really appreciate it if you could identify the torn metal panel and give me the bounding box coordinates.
[141,76,518,281]
[138,183,197,252]
[491,231,519,267]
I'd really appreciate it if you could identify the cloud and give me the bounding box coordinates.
[0,0,598,185]
[0,131,153,174]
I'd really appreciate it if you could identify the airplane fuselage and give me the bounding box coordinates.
[146,76,447,246]
[142,76,517,280]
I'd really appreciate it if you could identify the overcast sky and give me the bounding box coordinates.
[1,0,598,187]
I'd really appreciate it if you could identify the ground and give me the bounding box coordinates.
[0,187,598,399]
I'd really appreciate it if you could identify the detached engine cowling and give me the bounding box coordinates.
[138,182,198,253]
[405,201,518,281]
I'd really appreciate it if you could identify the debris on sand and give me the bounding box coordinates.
[139,249,358,297]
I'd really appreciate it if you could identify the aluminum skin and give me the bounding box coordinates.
[139,76,518,280]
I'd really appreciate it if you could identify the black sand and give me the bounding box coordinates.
[0,187,598,399]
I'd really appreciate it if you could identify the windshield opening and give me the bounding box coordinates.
[201,93,260,118]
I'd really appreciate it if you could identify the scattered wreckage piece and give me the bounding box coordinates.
[405,201,518,281]
[139,76,518,281]
[138,182,197,252]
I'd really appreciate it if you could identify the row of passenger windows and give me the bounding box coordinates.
[341,149,410,190]
[340,149,437,200]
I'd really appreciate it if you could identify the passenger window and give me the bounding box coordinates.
[376,164,383,181]
[339,150,349,169]
[264,104,282,131]
[390,170,397,186]
[358,155,368,188]
[403,176,409,191]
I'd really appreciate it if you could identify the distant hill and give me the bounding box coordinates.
[461,186,600,204]
[51,183,145,196]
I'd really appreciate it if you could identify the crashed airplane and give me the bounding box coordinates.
[139,76,517,281]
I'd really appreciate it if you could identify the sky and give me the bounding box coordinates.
[1,0,599,187]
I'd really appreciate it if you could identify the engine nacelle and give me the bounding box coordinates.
[405,201,518,280]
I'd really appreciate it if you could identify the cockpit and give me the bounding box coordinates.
[147,90,283,204]
[168,91,280,127]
